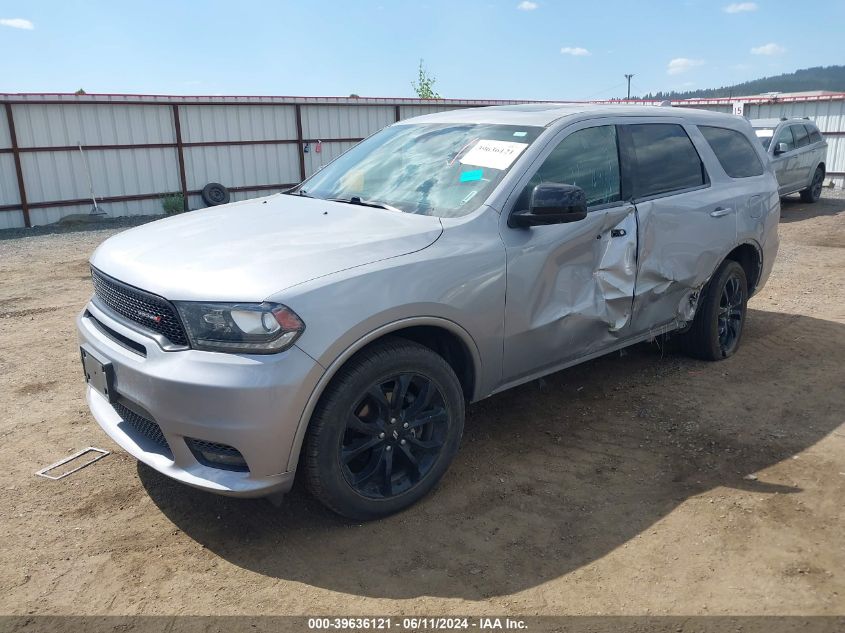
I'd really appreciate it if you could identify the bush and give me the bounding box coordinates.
[161,192,185,215]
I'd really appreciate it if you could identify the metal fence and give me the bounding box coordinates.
[2,92,844,229]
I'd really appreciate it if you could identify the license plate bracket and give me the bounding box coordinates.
[80,346,115,403]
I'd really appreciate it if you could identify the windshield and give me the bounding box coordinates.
[754,127,775,149]
[291,123,544,218]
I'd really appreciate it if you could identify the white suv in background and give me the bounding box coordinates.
[751,118,827,202]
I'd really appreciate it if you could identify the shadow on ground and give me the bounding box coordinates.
[779,194,844,223]
[139,309,845,599]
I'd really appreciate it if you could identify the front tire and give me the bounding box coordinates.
[304,338,465,520]
[681,260,748,361]
[800,166,824,203]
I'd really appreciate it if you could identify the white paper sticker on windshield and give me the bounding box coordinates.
[755,129,774,138]
[459,139,528,170]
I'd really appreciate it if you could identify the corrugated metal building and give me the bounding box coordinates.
[2,91,844,229]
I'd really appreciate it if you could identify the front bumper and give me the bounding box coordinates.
[77,301,324,497]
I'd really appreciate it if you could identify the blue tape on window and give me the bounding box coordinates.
[460,169,483,182]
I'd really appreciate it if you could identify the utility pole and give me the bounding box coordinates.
[624,74,634,100]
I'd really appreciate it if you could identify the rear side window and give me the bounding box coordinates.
[698,126,764,178]
[626,124,707,199]
[792,124,810,148]
[808,126,823,144]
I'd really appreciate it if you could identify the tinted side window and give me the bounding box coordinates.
[774,126,795,152]
[792,124,810,148]
[626,124,707,198]
[698,126,764,178]
[807,125,823,144]
[531,125,621,206]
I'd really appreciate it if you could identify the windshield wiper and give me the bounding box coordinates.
[328,196,403,213]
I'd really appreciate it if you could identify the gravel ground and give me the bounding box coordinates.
[0,194,843,617]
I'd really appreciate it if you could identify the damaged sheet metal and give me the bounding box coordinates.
[629,188,738,333]
[502,204,638,383]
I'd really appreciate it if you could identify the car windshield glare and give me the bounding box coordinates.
[294,123,544,218]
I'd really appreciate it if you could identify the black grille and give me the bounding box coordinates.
[113,401,172,458]
[90,267,188,347]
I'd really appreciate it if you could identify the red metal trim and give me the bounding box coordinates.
[18,142,178,152]
[294,104,306,182]
[4,137,365,153]
[4,103,30,227]
[8,183,298,212]
[0,91,539,104]
[172,104,189,212]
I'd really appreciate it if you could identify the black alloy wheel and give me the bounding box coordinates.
[341,373,449,499]
[717,273,744,356]
[304,338,465,520]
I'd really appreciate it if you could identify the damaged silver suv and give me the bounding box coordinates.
[78,105,779,519]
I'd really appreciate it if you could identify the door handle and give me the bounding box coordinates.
[610,228,627,238]
[710,207,733,218]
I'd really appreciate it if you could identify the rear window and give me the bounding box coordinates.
[808,126,823,144]
[698,126,764,178]
[792,124,810,148]
[626,124,707,199]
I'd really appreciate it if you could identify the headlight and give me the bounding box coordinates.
[173,301,305,354]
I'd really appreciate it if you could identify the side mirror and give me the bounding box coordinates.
[774,142,789,155]
[509,183,588,228]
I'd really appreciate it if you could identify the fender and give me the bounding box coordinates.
[686,238,764,323]
[284,316,483,472]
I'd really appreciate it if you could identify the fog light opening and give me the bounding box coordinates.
[185,438,249,472]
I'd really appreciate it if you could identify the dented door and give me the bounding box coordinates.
[499,122,638,385]
[501,204,638,384]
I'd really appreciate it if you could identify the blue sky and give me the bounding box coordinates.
[0,0,842,100]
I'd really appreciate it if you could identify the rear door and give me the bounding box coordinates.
[621,121,737,334]
[791,124,813,187]
[500,121,638,385]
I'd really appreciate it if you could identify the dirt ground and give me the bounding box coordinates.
[0,194,843,617]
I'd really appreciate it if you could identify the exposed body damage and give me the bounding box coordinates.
[78,103,779,515]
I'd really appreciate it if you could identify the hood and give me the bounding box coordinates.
[90,194,443,301]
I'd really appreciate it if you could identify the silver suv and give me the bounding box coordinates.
[78,105,779,519]
[751,117,827,202]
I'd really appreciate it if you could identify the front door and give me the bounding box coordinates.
[770,125,799,193]
[500,122,638,385]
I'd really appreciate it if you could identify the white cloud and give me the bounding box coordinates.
[561,46,590,56]
[517,1,538,10]
[751,42,786,55]
[723,2,758,13]
[0,18,34,30]
[667,57,704,75]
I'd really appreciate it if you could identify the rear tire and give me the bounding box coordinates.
[681,260,748,361]
[800,167,824,203]
[304,338,465,520]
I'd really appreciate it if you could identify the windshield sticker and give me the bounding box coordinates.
[755,129,774,138]
[460,169,484,182]
[459,190,479,206]
[513,131,528,137]
[459,139,528,170]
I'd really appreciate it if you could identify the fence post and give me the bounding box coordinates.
[4,103,31,228]
[295,104,306,182]
[172,104,189,211]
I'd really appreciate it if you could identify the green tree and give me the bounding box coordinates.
[412,59,441,99]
